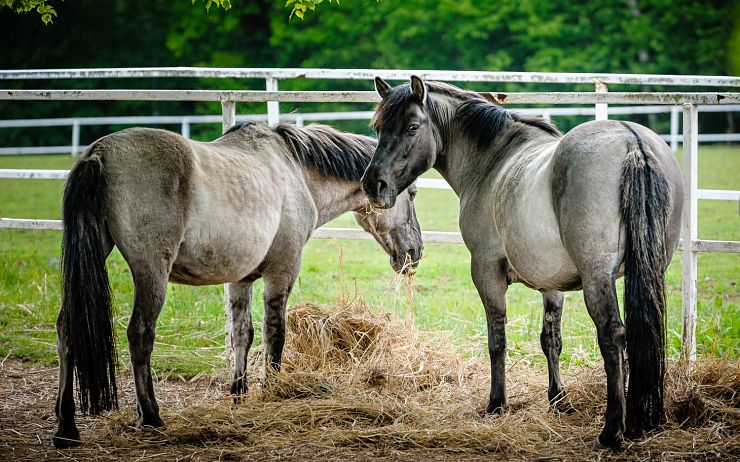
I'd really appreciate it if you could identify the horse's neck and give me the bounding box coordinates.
[439,122,549,196]
[302,169,367,228]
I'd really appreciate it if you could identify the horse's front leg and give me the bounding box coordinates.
[540,290,566,406]
[226,281,254,395]
[471,256,509,414]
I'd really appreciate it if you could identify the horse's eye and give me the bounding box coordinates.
[407,124,419,135]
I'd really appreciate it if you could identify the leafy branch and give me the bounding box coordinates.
[0,0,57,25]
[286,0,337,20]
[191,0,232,12]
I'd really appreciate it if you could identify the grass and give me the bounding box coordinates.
[0,145,738,378]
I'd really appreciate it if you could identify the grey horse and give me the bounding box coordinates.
[54,122,423,448]
[362,77,683,449]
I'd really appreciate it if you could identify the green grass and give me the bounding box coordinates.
[1,146,738,377]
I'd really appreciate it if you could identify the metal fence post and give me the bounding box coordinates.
[594,81,608,121]
[266,77,280,126]
[681,103,698,365]
[221,99,236,364]
[181,118,190,139]
[221,100,236,132]
[71,119,80,156]
[670,106,680,152]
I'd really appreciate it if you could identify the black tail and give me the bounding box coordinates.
[60,152,118,414]
[619,123,670,436]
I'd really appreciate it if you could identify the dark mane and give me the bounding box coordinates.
[372,80,561,150]
[274,123,375,181]
[455,100,562,151]
[222,121,255,136]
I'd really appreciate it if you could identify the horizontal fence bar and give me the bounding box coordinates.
[3,105,740,129]
[0,112,378,129]
[658,134,740,143]
[0,219,464,245]
[1,67,739,87]
[2,218,736,252]
[2,170,737,202]
[0,169,69,179]
[696,189,740,201]
[2,90,740,105]
[0,146,85,155]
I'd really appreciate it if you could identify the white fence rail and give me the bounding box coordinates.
[2,105,740,156]
[2,68,740,363]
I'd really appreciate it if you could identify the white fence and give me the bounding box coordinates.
[2,67,740,363]
[1,104,740,157]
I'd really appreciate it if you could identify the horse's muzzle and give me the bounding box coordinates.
[361,167,397,209]
[392,247,422,274]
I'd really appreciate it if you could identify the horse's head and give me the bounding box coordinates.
[362,76,441,209]
[354,184,423,274]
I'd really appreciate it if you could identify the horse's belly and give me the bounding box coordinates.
[171,215,279,285]
[496,149,580,291]
[503,222,581,291]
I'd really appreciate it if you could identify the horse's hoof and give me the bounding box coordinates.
[484,400,506,415]
[53,427,81,448]
[596,429,622,450]
[137,415,165,428]
[549,392,576,414]
[230,378,248,395]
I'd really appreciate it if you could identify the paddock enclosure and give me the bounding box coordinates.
[0,68,739,459]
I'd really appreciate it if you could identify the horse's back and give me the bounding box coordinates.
[85,126,308,285]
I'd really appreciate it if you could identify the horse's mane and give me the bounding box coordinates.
[372,80,561,150]
[274,123,375,181]
[219,122,375,181]
[455,99,562,151]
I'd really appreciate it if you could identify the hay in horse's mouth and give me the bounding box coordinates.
[1,300,738,460]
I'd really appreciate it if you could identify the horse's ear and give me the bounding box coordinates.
[410,75,427,106]
[374,76,392,99]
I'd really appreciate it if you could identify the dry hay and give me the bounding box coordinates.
[1,300,738,461]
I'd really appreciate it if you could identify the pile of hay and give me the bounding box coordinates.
[1,300,738,460]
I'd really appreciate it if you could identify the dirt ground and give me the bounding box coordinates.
[1,304,738,461]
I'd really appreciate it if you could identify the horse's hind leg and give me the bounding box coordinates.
[54,239,113,448]
[226,281,254,395]
[540,290,566,407]
[582,275,626,448]
[128,265,169,427]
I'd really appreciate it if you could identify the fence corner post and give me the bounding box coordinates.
[71,120,80,156]
[221,100,236,132]
[681,103,698,368]
[221,99,237,366]
[670,106,680,152]
[266,77,280,127]
[594,81,608,121]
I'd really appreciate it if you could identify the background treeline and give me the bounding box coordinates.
[1,0,738,146]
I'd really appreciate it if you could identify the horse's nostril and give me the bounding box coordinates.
[377,179,388,195]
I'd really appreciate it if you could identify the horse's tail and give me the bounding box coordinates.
[60,149,118,415]
[619,123,670,436]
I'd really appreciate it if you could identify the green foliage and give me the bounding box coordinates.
[0,0,56,24]
[191,0,232,12]
[286,0,336,20]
